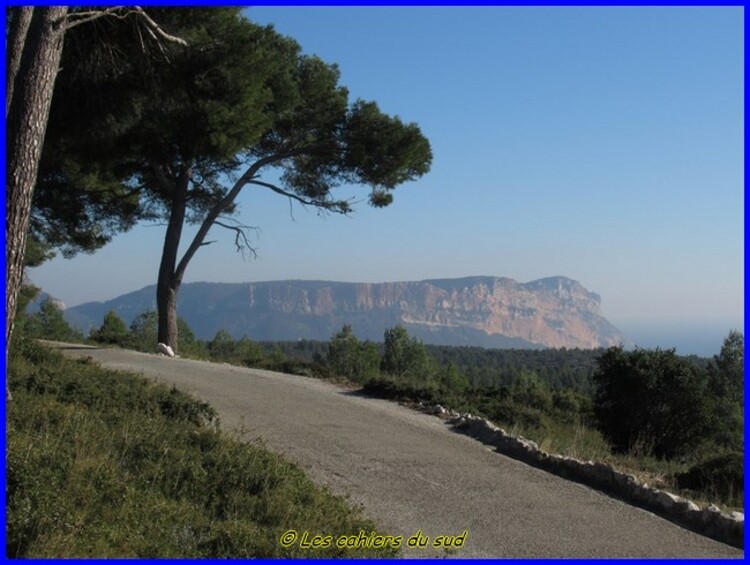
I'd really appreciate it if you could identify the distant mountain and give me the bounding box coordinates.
[65,276,632,350]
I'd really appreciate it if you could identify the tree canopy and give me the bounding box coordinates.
[41,8,431,240]
[381,325,436,381]
[38,8,432,351]
[327,325,380,383]
[593,346,711,459]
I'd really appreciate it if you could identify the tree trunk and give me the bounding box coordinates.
[6,7,34,120]
[6,6,69,400]
[153,154,306,356]
[155,165,190,352]
[157,282,180,353]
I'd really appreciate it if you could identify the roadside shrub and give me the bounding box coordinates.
[676,451,743,507]
[440,363,470,393]
[89,310,129,345]
[593,347,711,459]
[362,375,440,404]
[24,298,83,342]
[127,311,159,352]
[127,310,207,358]
[486,398,548,432]
[705,331,744,451]
[509,371,552,412]
[209,331,265,366]
[381,326,436,383]
[327,325,380,383]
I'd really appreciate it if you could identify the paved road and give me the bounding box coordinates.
[49,342,742,558]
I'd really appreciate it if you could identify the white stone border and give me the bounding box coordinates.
[419,404,743,549]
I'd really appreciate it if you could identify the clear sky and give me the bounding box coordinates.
[29,6,744,356]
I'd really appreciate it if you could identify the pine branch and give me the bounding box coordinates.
[213,219,259,259]
[64,7,187,47]
[246,179,353,215]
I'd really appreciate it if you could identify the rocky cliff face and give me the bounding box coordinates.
[396,276,614,349]
[66,276,631,350]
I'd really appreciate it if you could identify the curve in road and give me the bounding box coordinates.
[49,343,742,558]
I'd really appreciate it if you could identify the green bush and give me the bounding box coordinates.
[593,347,711,459]
[381,326,436,383]
[127,310,207,358]
[327,325,380,383]
[127,311,159,352]
[208,331,265,366]
[705,331,744,451]
[24,298,83,342]
[208,329,235,359]
[440,363,470,393]
[676,451,743,507]
[361,375,441,404]
[509,371,552,412]
[89,310,129,345]
[551,389,594,425]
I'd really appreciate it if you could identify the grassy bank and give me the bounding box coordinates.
[6,338,398,558]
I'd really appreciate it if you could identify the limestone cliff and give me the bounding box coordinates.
[66,276,632,350]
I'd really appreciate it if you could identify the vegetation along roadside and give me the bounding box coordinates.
[17,295,744,555]
[6,333,398,558]
[26,296,745,513]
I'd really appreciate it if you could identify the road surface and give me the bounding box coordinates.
[48,342,742,558]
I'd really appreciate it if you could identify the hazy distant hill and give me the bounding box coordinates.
[65,276,632,350]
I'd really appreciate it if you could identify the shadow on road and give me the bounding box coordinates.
[38,340,100,351]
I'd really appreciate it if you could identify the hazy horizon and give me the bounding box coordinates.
[29,274,741,358]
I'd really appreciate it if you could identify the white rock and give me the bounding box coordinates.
[653,490,681,509]
[701,504,722,524]
[157,342,175,357]
[676,500,701,513]
[519,438,539,451]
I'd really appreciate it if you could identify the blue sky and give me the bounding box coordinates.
[29,6,744,355]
